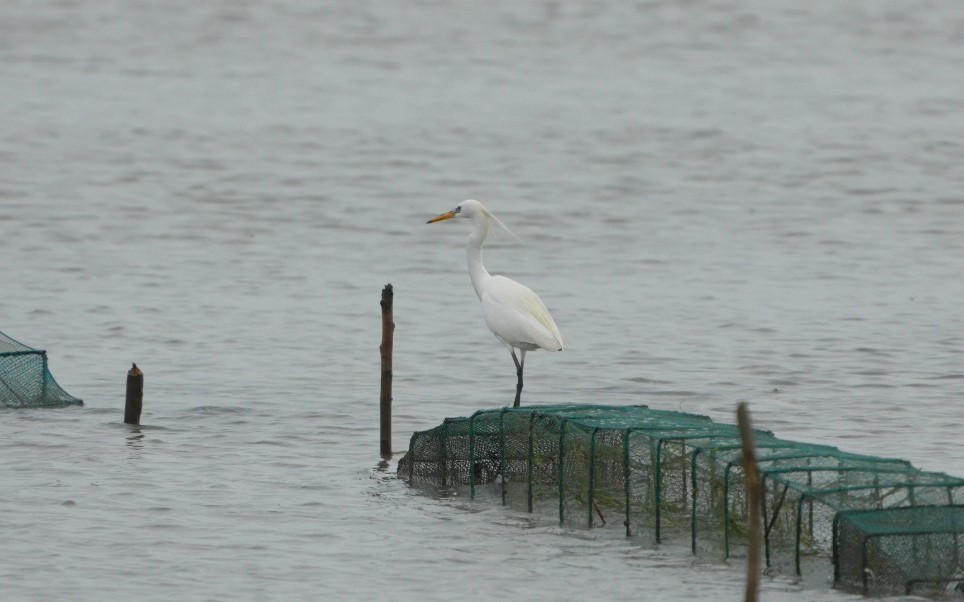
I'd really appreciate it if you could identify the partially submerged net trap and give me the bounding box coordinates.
[399,405,964,597]
[0,330,82,408]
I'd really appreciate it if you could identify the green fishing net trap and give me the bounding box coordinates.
[399,405,964,598]
[0,330,82,408]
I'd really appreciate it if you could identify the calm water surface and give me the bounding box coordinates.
[2,1,963,600]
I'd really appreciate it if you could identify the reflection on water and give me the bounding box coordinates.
[125,426,145,449]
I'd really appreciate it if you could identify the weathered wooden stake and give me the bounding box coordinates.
[380,284,394,457]
[737,402,762,602]
[124,363,144,425]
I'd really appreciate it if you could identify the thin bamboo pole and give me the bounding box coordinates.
[737,402,762,602]
[380,284,394,458]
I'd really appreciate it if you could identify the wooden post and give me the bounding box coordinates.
[737,402,761,602]
[124,363,144,425]
[380,284,394,457]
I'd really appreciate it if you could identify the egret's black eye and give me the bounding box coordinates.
[455,206,461,213]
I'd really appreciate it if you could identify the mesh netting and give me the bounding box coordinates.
[0,330,82,408]
[836,505,964,596]
[399,404,964,598]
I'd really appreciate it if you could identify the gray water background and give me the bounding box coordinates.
[2,1,963,600]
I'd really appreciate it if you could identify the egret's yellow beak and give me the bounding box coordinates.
[426,209,457,224]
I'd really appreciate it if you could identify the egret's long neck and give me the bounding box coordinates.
[466,217,491,301]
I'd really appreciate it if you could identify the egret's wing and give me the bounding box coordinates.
[483,276,563,352]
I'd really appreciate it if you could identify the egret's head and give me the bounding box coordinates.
[455,199,485,219]
[427,199,517,240]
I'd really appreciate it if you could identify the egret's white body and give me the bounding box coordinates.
[428,200,562,407]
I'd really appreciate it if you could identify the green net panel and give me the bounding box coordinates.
[398,405,964,598]
[835,505,964,596]
[0,330,82,408]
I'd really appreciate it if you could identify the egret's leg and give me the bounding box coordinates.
[520,350,527,403]
[511,350,525,408]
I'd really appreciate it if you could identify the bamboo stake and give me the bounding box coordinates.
[124,363,143,425]
[737,402,762,602]
[380,284,394,458]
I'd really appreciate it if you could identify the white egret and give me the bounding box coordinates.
[427,200,563,407]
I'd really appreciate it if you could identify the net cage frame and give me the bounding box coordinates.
[399,404,964,597]
[833,504,964,595]
[0,330,82,408]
